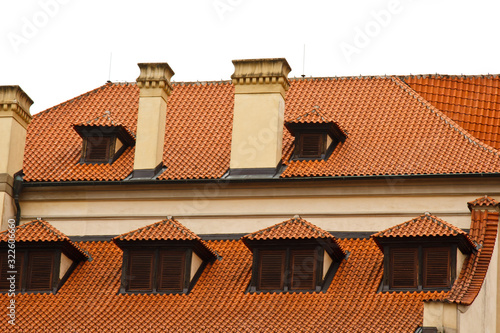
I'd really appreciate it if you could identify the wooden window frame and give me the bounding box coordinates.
[297,133,325,159]
[382,244,456,292]
[0,250,59,293]
[251,246,322,293]
[82,135,115,164]
[122,248,190,294]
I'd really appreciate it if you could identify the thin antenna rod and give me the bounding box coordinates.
[302,44,306,78]
[108,52,113,82]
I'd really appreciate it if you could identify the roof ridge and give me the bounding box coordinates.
[390,76,500,158]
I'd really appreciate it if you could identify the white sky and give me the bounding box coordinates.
[1,0,499,114]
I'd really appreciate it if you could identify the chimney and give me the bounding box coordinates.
[229,58,291,177]
[0,86,33,227]
[132,63,174,179]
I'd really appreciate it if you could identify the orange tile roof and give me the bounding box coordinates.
[467,195,500,209]
[445,209,499,305]
[113,218,201,242]
[23,77,500,182]
[242,216,335,241]
[286,107,332,124]
[75,110,125,127]
[0,238,448,332]
[0,220,88,259]
[372,213,470,239]
[405,75,500,150]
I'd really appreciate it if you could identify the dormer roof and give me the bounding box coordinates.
[372,213,475,254]
[467,195,500,210]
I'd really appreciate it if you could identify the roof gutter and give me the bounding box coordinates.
[13,173,23,226]
[20,172,500,188]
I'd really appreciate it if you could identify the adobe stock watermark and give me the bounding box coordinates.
[339,0,404,64]
[7,0,71,54]
[212,0,243,21]
[6,219,17,326]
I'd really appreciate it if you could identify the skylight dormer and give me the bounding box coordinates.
[371,213,475,292]
[241,215,345,293]
[285,107,346,161]
[113,217,216,294]
[0,219,89,294]
[73,111,135,164]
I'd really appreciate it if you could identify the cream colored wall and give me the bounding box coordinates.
[323,250,333,279]
[133,94,167,170]
[59,252,73,279]
[456,214,498,333]
[423,302,458,332]
[230,93,284,169]
[0,192,16,231]
[456,250,466,283]
[190,251,203,281]
[17,177,500,236]
[0,117,26,177]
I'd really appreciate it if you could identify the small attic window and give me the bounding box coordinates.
[0,251,56,293]
[126,249,187,292]
[297,133,326,158]
[84,136,112,162]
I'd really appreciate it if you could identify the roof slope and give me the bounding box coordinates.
[113,218,202,242]
[405,75,500,150]
[23,77,500,182]
[0,219,70,242]
[0,239,447,332]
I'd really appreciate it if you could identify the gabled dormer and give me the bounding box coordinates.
[372,213,475,292]
[113,218,216,294]
[242,216,345,293]
[73,111,135,164]
[285,107,346,160]
[0,219,89,294]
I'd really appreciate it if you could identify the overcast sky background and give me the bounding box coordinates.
[1,0,499,114]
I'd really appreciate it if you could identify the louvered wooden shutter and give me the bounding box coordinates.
[290,249,316,290]
[86,136,111,161]
[26,252,54,291]
[390,248,418,288]
[258,250,285,290]
[127,251,154,291]
[299,134,324,158]
[158,250,185,291]
[423,247,450,288]
[0,252,21,291]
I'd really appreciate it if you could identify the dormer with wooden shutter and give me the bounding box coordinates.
[113,218,216,294]
[0,219,89,294]
[372,213,475,292]
[285,107,346,161]
[73,111,135,164]
[241,216,345,293]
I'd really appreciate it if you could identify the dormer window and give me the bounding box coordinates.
[285,108,346,161]
[0,220,88,294]
[372,213,475,292]
[73,111,135,164]
[113,218,216,294]
[242,216,345,293]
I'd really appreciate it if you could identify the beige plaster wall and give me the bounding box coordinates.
[133,95,167,170]
[0,192,16,231]
[18,178,500,236]
[323,250,332,279]
[423,302,458,332]
[59,252,73,279]
[230,93,284,169]
[0,117,26,176]
[190,251,203,281]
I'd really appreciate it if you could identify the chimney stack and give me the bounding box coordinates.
[0,85,33,227]
[132,63,174,179]
[229,58,291,177]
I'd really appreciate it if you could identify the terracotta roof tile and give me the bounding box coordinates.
[0,238,447,332]
[405,75,500,150]
[0,219,89,259]
[23,77,500,182]
[287,107,332,124]
[445,208,499,305]
[0,219,69,242]
[372,213,470,239]
[113,218,201,242]
[242,216,335,241]
[467,195,500,209]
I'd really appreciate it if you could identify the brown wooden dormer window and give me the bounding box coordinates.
[252,246,325,292]
[126,249,187,292]
[385,246,453,291]
[297,133,326,159]
[84,136,112,162]
[0,251,56,293]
